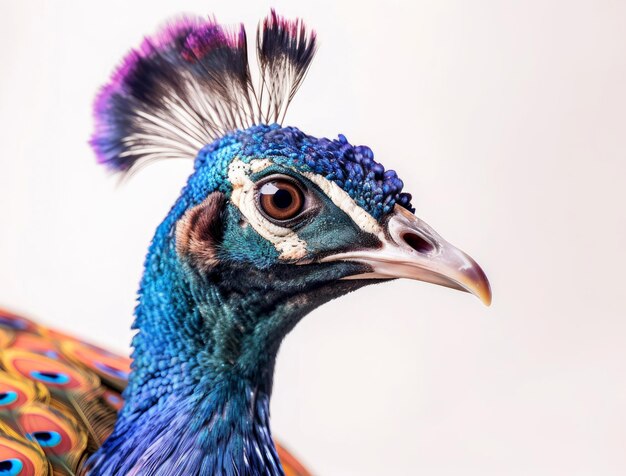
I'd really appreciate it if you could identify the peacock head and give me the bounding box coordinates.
[91,11,491,362]
[172,124,490,306]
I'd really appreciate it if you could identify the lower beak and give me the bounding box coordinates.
[322,205,492,305]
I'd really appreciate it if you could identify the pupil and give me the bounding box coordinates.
[272,189,293,209]
[34,432,51,441]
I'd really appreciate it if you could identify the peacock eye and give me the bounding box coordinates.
[258,179,305,222]
[29,431,62,448]
[0,391,18,406]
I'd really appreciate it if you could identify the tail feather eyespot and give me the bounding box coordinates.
[0,311,40,335]
[9,335,62,361]
[0,432,50,476]
[0,372,49,411]
[0,350,98,394]
[18,404,87,464]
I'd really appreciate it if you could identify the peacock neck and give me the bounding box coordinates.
[123,240,283,416]
[89,366,282,474]
[88,211,288,474]
[88,196,369,474]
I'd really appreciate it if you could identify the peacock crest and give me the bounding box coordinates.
[92,10,317,174]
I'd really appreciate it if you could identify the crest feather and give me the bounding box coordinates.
[257,10,317,124]
[92,10,317,174]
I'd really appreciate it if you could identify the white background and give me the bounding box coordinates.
[1,1,625,474]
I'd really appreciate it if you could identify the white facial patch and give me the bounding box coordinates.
[228,158,308,260]
[227,157,384,261]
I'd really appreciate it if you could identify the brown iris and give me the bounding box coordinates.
[259,179,304,221]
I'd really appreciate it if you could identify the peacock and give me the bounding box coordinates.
[0,10,491,476]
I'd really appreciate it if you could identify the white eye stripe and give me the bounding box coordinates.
[300,171,383,239]
[227,158,384,260]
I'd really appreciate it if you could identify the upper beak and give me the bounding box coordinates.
[321,205,492,305]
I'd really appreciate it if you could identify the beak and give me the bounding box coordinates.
[321,205,492,305]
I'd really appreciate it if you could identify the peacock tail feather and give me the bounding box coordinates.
[0,429,52,475]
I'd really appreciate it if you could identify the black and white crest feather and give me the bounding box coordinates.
[257,10,317,124]
[91,10,317,173]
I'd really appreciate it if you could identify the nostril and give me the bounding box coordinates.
[402,232,435,254]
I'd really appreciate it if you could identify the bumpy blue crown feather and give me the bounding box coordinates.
[195,125,414,219]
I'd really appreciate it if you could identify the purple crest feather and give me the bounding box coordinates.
[91,10,317,174]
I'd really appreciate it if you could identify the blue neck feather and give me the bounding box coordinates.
[87,192,285,474]
[88,201,365,475]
